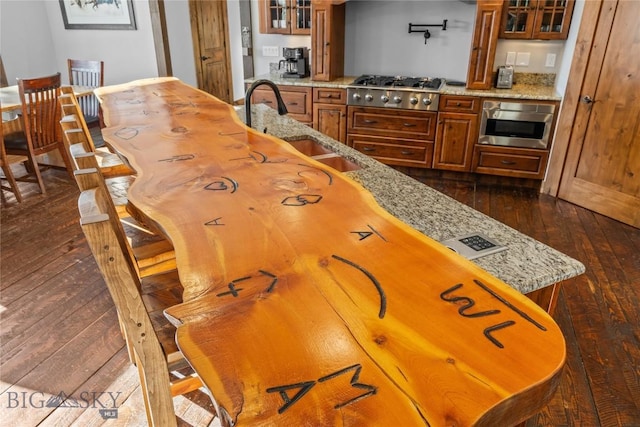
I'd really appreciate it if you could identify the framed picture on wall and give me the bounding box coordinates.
[59,0,137,30]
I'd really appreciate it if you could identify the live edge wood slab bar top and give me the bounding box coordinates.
[96,78,566,426]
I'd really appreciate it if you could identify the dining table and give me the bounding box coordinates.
[0,84,94,113]
[1,84,95,134]
[95,77,567,427]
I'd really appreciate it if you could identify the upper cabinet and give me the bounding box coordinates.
[259,0,312,35]
[500,0,575,40]
[466,0,503,90]
[311,1,345,81]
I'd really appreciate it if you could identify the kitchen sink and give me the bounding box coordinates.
[285,138,361,172]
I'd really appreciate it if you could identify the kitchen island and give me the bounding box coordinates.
[95,78,583,426]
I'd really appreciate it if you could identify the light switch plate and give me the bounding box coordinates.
[505,51,516,66]
[262,46,280,57]
[516,52,530,66]
[545,53,557,67]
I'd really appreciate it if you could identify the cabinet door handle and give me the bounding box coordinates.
[402,123,416,127]
[401,150,414,156]
[362,147,375,152]
[326,94,333,98]
[261,99,273,104]
[363,119,378,124]
[287,102,298,106]
[501,160,517,165]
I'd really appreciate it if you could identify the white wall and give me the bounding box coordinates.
[343,1,476,80]
[165,0,197,87]
[227,0,246,101]
[494,40,565,74]
[1,1,58,83]
[555,0,585,97]
[1,0,158,85]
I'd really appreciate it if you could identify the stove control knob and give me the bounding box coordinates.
[381,95,389,103]
[410,97,419,105]
[393,95,403,104]
[365,94,374,102]
[352,93,361,101]
[422,97,432,106]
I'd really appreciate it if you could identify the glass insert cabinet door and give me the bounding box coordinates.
[293,0,312,33]
[500,0,575,40]
[262,0,311,35]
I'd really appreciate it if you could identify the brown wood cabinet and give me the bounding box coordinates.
[434,96,480,172]
[313,88,346,143]
[466,0,503,90]
[258,0,312,35]
[473,145,550,179]
[500,0,575,40]
[248,84,313,124]
[311,1,345,81]
[346,106,437,168]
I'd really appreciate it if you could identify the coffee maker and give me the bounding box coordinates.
[279,47,309,78]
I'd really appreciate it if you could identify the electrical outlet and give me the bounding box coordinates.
[505,51,516,66]
[545,53,557,67]
[262,46,279,57]
[516,52,530,66]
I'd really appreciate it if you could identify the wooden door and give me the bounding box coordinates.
[547,0,640,228]
[189,0,233,103]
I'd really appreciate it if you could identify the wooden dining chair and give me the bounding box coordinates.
[67,59,104,128]
[77,177,209,426]
[3,72,74,195]
[0,110,29,203]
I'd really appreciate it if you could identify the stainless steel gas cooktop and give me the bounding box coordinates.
[347,75,445,111]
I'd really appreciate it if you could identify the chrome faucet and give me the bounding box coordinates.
[244,79,288,129]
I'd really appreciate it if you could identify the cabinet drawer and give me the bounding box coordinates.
[313,88,346,104]
[249,86,312,123]
[347,107,437,140]
[439,95,481,113]
[348,134,433,168]
[473,145,549,179]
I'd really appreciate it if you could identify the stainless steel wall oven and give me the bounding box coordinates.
[479,100,555,149]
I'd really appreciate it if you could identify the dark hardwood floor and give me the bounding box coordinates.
[1,166,638,426]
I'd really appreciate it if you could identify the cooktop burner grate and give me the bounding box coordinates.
[351,75,444,90]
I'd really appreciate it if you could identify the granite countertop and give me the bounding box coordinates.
[245,73,563,101]
[239,104,585,295]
